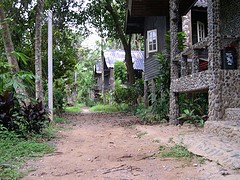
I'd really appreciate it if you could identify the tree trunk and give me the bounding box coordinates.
[0,3,29,104]
[35,0,44,101]
[0,4,19,73]
[105,0,135,85]
[101,49,106,104]
[125,42,135,84]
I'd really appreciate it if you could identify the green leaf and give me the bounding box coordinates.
[11,51,29,65]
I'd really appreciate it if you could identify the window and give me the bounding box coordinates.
[147,29,158,53]
[197,21,205,42]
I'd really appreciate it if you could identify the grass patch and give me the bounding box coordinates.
[0,117,68,180]
[158,144,206,165]
[65,104,82,113]
[54,115,69,124]
[159,144,193,159]
[89,104,128,113]
[0,115,69,179]
[0,130,54,179]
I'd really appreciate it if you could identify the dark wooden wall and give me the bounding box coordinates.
[191,8,208,45]
[144,16,168,81]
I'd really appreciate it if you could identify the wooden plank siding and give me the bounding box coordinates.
[144,16,168,81]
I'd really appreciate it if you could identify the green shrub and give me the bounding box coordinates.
[114,60,127,83]
[0,91,20,131]
[178,92,208,126]
[144,31,186,123]
[179,92,208,116]
[53,79,66,115]
[0,91,50,137]
[80,98,96,107]
[0,60,34,96]
[178,109,205,127]
[112,80,139,106]
[19,101,50,135]
[135,104,168,124]
[151,91,169,121]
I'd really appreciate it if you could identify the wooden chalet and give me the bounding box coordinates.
[94,49,144,97]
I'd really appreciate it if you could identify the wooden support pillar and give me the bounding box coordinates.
[144,80,149,108]
[109,68,115,90]
[151,79,156,105]
[169,0,180,124]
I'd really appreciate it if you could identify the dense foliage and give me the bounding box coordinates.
[112,79,144,106]
[114,60,127,83]
[0,0,86,103]
[178,92,208,127]
[150,51,170,121]
[83,0,139,84]
[0,91,50,136]
[75,48,98,103]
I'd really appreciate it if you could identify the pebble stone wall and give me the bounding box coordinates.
[171,70,210,92]
[220,0,240,37]
[205,121,240,143]
[169,0,180,124]
[221,70,240,111]
[225,108,240,121]
[169,0,240,123]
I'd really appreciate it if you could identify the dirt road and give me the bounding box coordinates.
[22,110,233,180]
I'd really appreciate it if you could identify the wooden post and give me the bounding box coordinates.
[109,68,115,90]
[151,79,156,105]
[144,80,149,108]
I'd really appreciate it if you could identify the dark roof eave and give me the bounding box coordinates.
[127,0,198,17]
[125,12,144,34]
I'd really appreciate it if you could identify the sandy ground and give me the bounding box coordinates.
[21,109,235,180]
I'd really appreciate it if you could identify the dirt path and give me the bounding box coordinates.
[22,110,232,180]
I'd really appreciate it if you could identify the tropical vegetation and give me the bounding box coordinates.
[0,0,210,178]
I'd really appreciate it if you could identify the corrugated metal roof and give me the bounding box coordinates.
[97,49,144,72]
[194,0,208,8]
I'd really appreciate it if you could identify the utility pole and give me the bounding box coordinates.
[48,10,53,121]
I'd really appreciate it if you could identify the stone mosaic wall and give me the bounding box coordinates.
[171,70,210,92]
[172,69,240,120]
[170,0,240,122]
[207,0,223,121]
[225,108,240,121]
[221,70,240,111]
[169,0,180,124]
[204,121,240,143]
[220,0,240,37]
[182,11,192,48]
